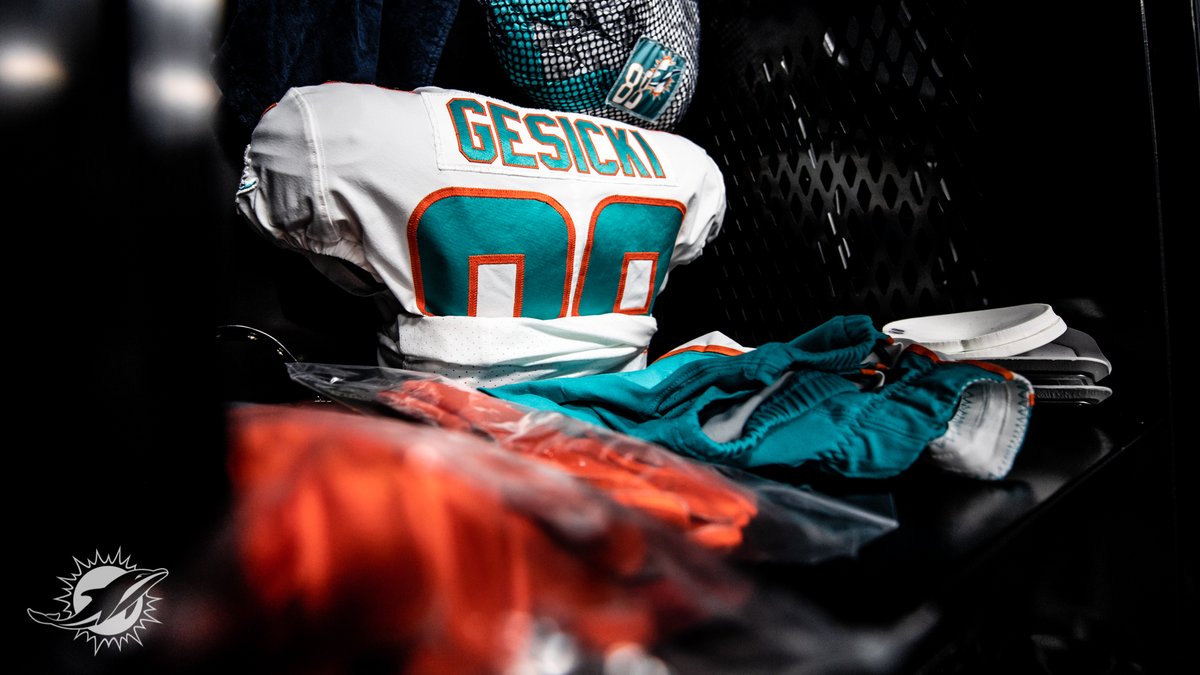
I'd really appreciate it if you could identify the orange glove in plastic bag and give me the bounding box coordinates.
[226,403,751,675]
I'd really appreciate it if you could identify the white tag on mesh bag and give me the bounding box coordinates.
[477,0,701,131]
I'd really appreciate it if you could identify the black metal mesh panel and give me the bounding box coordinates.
[654,0,997,350]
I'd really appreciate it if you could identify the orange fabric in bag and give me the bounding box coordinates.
[377,379,759,551]
[225,403,744,675]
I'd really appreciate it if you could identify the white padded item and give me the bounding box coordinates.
[881,303,1068,359]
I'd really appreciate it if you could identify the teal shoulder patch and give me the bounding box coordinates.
[605,36,688,124]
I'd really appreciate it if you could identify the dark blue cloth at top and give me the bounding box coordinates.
[213,0,461,161]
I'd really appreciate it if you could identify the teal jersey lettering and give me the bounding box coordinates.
[603,126,651,177]
[489,103,537,168]
[556,115,591,173]
[447,98,497,163]
[525,114,572,171]
[445,96,664,179]
[575,120,618,175]
[631,131,665,178]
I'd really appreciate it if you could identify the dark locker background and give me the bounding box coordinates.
[4,1,1195,673]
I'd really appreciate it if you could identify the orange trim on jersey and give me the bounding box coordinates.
[613,252,659,314]
[468,254,525,317]
[654,344,746,362]
[571,196,687,316]
[904,343,941,361]
[904,343,1018,381]
[409,188,575,317]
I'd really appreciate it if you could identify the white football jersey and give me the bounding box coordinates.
[236,82,726,386]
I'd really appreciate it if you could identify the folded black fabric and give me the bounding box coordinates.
[212,0,461,165]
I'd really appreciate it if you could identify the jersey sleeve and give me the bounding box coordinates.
[674,148,726,268]
[235,89,375,277]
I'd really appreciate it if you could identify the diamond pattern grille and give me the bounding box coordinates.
[655,0,996,350]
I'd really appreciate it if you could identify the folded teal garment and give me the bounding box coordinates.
[486,315,1020,479]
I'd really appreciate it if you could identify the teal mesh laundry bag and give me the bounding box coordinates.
[477,0,701,131]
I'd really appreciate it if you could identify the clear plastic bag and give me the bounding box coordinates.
[224,402,751,674]
[288,361,898,564]
[183,401,918,675]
